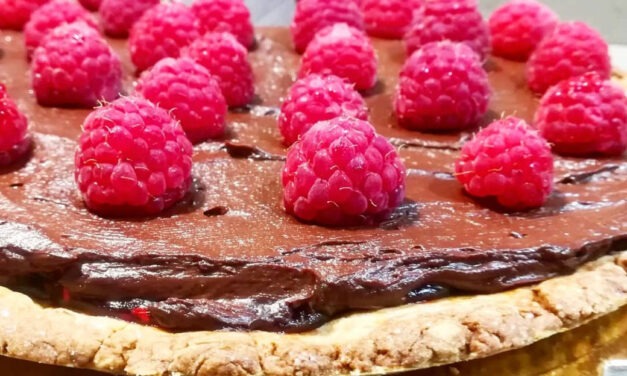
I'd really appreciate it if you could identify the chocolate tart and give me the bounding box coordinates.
[0,27,625,375]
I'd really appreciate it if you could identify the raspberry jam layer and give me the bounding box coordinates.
[0,28,625,332]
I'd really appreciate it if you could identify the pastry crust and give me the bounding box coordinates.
[0,251,624,376]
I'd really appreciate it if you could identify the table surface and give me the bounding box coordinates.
[2,2,626,375]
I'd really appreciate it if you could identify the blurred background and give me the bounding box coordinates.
[243,0,626,44]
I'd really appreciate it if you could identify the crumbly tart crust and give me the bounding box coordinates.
[0,251,624,376]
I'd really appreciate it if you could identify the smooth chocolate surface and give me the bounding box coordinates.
[0,28,625,332]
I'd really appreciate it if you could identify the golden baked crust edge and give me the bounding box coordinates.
[0,251,624,376]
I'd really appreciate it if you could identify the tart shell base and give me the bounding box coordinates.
[0,251,624,376]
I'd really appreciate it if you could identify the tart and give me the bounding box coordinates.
[0,23,625,376]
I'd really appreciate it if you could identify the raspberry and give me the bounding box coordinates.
[361,0,423,39]
[32,22,122,108]
[535,73,627,156]
[130,307,151,324]
[290,0,364,54]
[61,287,71,302]
[136,57,227,144]
[100,0,159,38]
[527,22,611,94]
[0,85,31,166]
[279,74,368,146]
[299,23,377,91]
[75,97,193,216]
[78,0,100,11]
[190,0,254,49]
[181,32,254,107]
[129,3,201,73]
[282,116,406,226]
[394,41,490,131]
[24,0,99,58]
[455,117,554,210]
[488,0,558,61]
[405,0,490,61]
[0,0,49,31]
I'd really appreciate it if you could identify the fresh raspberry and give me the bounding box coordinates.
[405,0,490,61]
[488,0,558,61]
[0,85,31,165]
[394,41,490,131]
[181,32,254,107]
[279,74,368,146]
[0,0,49,31]
[136,57,227,144]
[32,22,122,108]
[78,0,100,11]
[290,0,364,54]
[535,73,627,156]
[61,287,71,302]
[299,23,377,91]
[455,117,554,210]
[129,3,201,73]
[361,0,423,39]
[75,97,193,216]
[527,22,611,94]
[24,0,99,58]
[190,0,254,49]
[282,116,406,226]
[130,307,151,324]
[100,0,159,38]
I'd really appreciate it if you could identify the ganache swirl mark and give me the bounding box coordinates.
[380,200,420,230]
[203,206,229,217]
[558,164,621,184]
[389,137,463,151]
[406,168,455,180]
[231,105,280,117]
[222,141,286,161]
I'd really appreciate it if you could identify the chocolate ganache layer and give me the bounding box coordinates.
[0,28,625,332]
